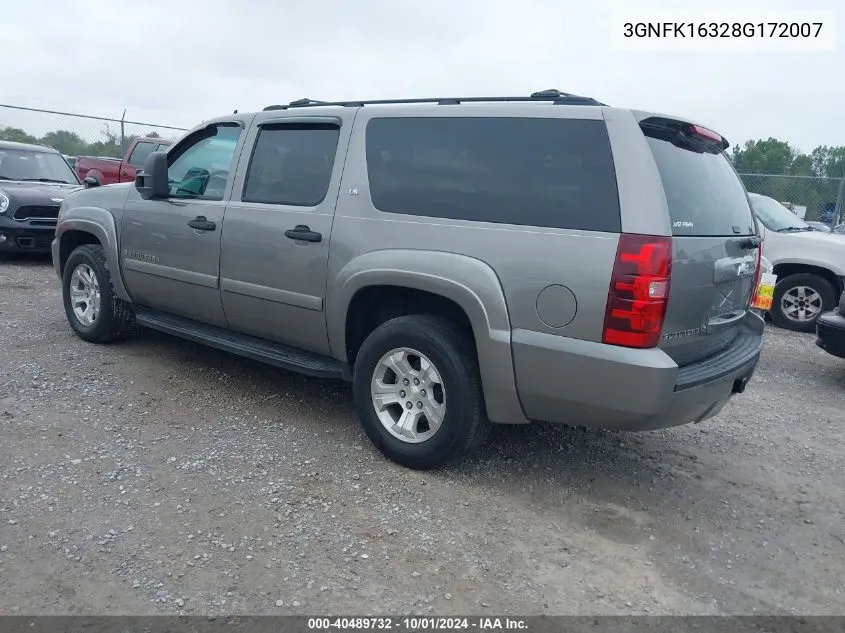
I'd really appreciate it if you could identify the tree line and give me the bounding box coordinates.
[730,139,845,221]
[0,125,163,160]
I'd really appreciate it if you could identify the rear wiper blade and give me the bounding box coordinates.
[777,226,809,233]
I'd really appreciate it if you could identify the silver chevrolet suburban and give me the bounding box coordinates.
[52,90,766,469]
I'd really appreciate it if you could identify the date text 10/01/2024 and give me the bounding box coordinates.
[307,617,529,630]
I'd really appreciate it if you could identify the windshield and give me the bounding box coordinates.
[749,194,812,232]
[0,148,79,184]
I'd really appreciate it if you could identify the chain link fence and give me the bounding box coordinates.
[0,104,188,162]
[739,173,845,228]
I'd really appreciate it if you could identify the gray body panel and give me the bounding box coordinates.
[660,238,757,365]
[326,248,528,425]
[53,99,764,433]
[219,108,356,355]
[120,189,229,327]
[513,312,763,429]
[118,115,254,328]
[332,103,621,346]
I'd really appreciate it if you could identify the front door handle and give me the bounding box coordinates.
[188,216,216,231]
[284,225,322,243]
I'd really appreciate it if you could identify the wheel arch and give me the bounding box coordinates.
[328,250,528,424]
[772,262,843,297]
[56,208,130,301]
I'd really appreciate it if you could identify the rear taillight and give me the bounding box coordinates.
[748,243,763,308]
[602,234,673,349]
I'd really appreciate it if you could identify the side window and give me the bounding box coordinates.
[127,142,155,166]
[167,124,242,200]
[155,143,170,153]
[365,117,622,232]
[242,124,340,207]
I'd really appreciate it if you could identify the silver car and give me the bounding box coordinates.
[52,90,766,469]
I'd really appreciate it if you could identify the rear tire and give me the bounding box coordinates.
[770,272,836,333]
[352,315,490,470]
[62,244,134,343]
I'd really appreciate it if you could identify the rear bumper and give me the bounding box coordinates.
[816,309,845,359]
[0,217,55,252]
[512,313,765,431]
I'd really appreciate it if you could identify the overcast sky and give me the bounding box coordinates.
[3,0,843,152]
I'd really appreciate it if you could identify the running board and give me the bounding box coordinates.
[132,306,349,380]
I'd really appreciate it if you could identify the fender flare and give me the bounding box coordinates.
[327,250,529,424]
[56,207,131,301]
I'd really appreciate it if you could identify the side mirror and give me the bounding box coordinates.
[135,151,169,200]
[84,176,100,188]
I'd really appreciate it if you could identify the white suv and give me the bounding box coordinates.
[749,192,845,332]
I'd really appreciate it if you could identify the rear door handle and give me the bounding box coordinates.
[188,216,216,231]
[284,225,322,243]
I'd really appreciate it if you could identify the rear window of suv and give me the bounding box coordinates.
[643,126,755,237]
[365,117,621,232]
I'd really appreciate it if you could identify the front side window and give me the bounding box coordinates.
[242,124,340,207]
[0,148,78,184]
[167,124,242,200]
[364,116,621,232]
[128,141,156,166]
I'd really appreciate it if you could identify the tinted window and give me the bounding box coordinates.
[242,125,339,206]
[644,131,755,237]
[167,124,241,200]
[128,141,155,166]
[365,117,621,232]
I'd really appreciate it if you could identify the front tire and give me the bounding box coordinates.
[352,315,490,470]
[770,272,836,333]
[62,244,134,343]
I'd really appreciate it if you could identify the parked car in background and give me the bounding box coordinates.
[833,224,845,235]
[0,140,82,253]
[804,220,832,233]
[75,137,172,186]
[53,92,766,468]
[748,192,845,332]
[819,202,839,226]
[816,292,845,360]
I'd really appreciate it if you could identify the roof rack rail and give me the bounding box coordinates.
[261,89,606,111]
[263,98,330,111]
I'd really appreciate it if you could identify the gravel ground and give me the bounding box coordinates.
[0,254,843,616]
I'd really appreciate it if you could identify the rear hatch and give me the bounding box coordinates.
[640,117,760,366]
